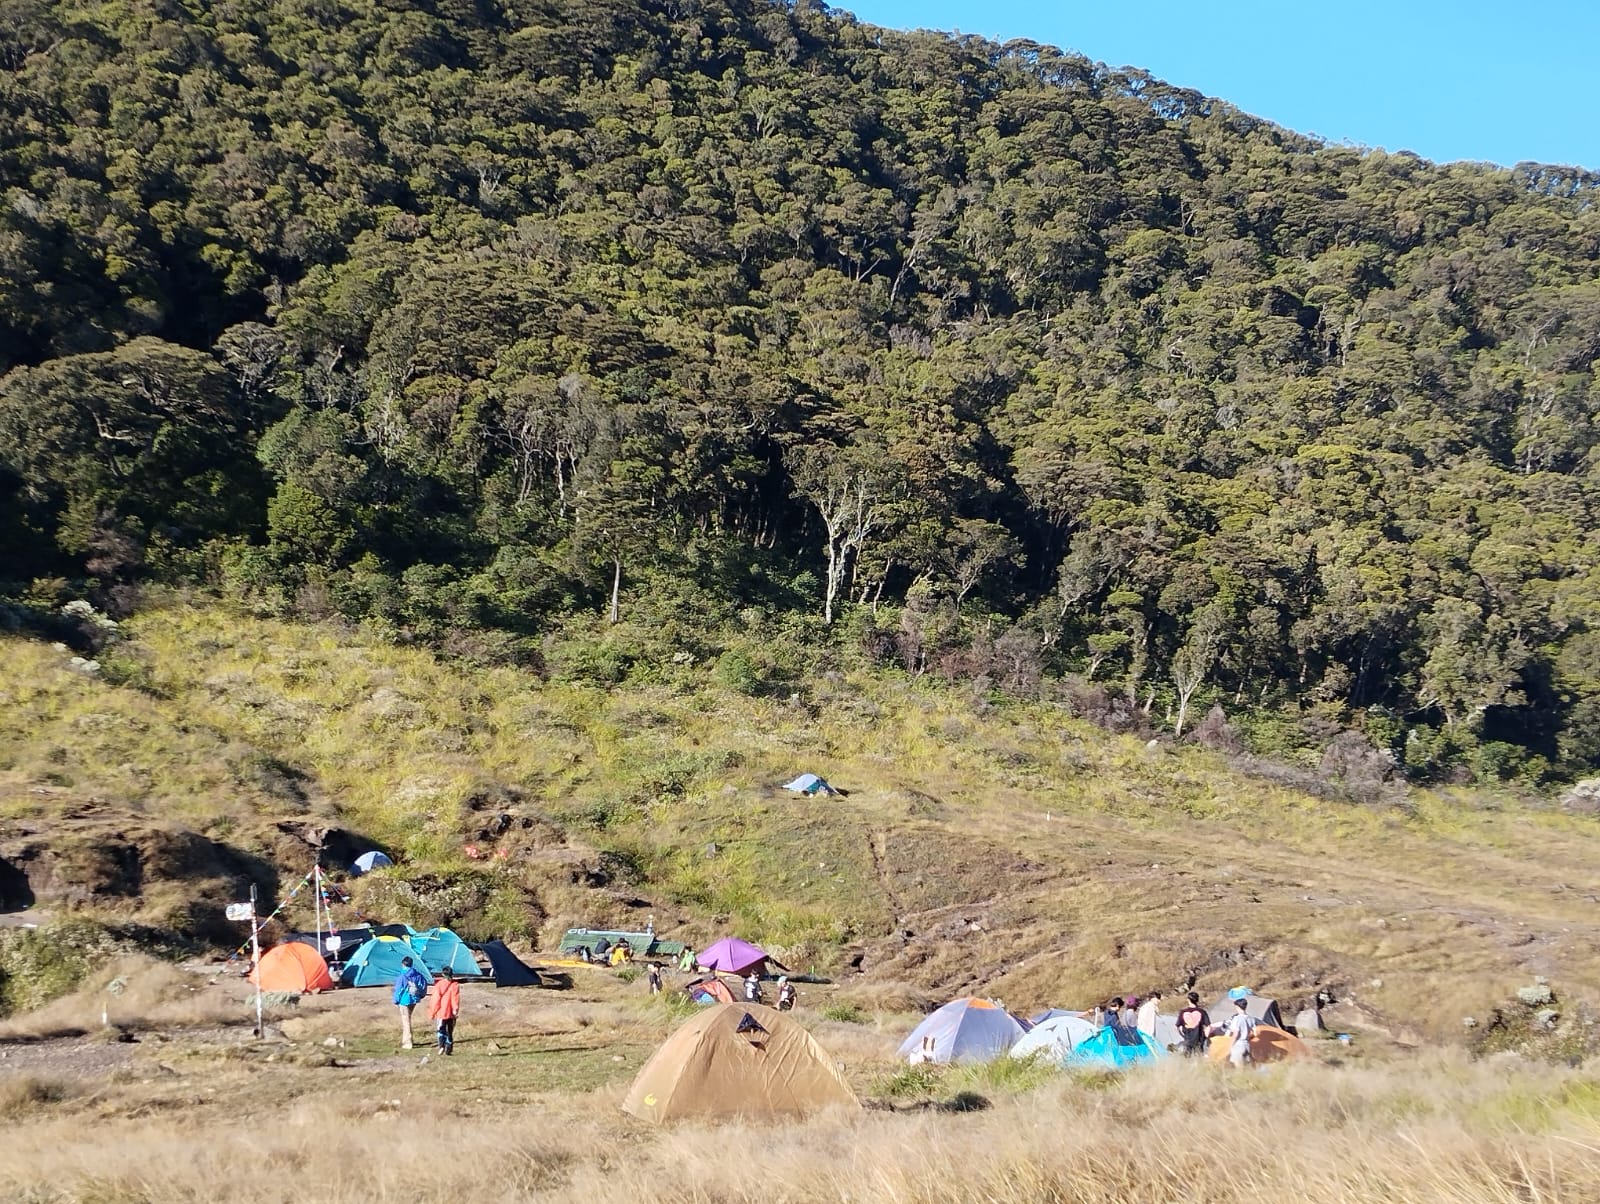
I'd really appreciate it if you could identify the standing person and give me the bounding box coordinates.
[647,962,663,995]
[1175,992,1211,1057]
[1120,997,1138,1029]
[429,966,462,1056]
[678,946,695,974]
[1137,990,1162,1037]
[1103,997,1126,1032]
[743,972,762,1003]
[1222,997,1258,1069]
[776,977,796,1012]
[393,956,429,1050]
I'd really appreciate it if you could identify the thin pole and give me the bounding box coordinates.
[313,865,323,959]
[251,882,263,1039]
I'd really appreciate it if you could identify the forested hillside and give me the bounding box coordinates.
[3,0,1600,783]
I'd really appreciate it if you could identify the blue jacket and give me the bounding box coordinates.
[393,967,428,1005]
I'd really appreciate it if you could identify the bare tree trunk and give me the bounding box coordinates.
[824,539,840,624]
[608,557,621,624]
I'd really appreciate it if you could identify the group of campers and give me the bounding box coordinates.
[391,958,461,1054]
[1096,990,1260,1066]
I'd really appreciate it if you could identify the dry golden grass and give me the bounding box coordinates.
[0,957,243,1041]
[2,1021,1599,1204]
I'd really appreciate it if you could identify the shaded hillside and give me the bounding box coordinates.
[4,603,1600,1036]
[2,0,1600,779]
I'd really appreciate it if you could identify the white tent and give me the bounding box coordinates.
[781,773,835,795]
[351,850,393,876]
[1010,1013,1098,1062]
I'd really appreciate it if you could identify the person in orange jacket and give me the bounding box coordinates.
[428,966,462,1056]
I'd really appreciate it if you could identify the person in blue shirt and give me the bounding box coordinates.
[393,956,429,1050]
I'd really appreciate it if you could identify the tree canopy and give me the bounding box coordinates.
[3,0,1600,784]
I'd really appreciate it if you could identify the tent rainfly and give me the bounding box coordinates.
[479,939,541,987]
[1010,1013,1098,1062]
[405,927,482,977]
[250,943,335,994]
[781,774,836,795]
[898,998,1025,1064]
[685,978,736,1005]
[1067,1025,1165,1069]
[623,1003,859,1123]
[341,935,432,988]
[697,937,780,976]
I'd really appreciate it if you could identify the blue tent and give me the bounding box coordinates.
[351,850,393,876]
[897,998,1024,1064]
[406,927,482,977]
[1066,1025,1165,1069]
[341,935,432,988]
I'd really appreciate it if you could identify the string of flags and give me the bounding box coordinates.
[206,866,315,984]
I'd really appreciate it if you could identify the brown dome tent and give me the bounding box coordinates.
[1208,1023,1309,1065]
[623,1003,859,1123]
[250,942,335,994]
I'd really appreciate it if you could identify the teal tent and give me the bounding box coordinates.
[1066,1025,1165,1069]
[341,935,433,988]
[405,927,482,977]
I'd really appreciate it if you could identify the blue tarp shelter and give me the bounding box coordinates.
[406,927,483,977]
[341,935,432,988]
[1066,1025,1165,1069]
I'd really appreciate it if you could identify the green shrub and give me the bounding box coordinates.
[712,648,763,695]
[0,920,127,1017]
[875,1063,942,1099]
[820,1002,866,1024]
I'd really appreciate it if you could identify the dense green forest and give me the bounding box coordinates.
[3,0,1600,783]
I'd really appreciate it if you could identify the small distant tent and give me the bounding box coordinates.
[1067,1025,1165,1069]
[341,935,432,988]
[351,851,393,876]
[406,927,483,977]
[1010,1013,1098,1062]
[1209,1024,1309,1065]
[781,774,835,796]
[898,998,1025,1064]
[1210,992,1285,1030]
[623,1003,859,1123]
[697,937,780,977]
[251,942,335,994]
[479,939,541,987]
[685,978,736,1005]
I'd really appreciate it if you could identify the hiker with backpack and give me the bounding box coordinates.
[393,956,429,1051]
[1176,992,1211,1057]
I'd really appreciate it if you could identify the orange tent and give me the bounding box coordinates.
[1208,1023,1309,1065]
[251,942,335,994]
[685,977,735,1005]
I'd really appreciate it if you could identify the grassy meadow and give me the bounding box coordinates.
[1,960,1599,1204]
[5,601,1600,1200]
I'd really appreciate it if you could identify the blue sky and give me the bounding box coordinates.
[840,0,1598,170]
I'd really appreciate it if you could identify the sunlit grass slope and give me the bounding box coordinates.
[4,600,1600,1037]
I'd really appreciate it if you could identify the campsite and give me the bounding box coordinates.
[7,608,1600,1202]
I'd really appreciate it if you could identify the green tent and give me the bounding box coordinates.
[341,935,433,988]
